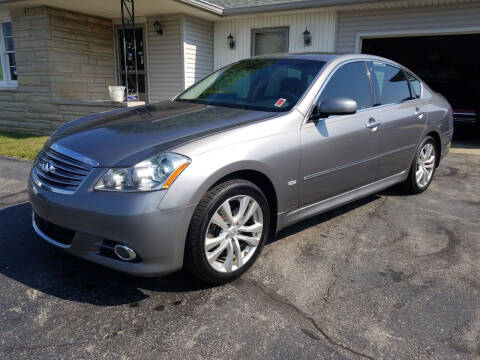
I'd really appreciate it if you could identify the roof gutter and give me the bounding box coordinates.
[0,0,30,4]
[222,0,386,16]
[176,0,224,15]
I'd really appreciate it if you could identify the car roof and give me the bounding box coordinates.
[249,52,341,62]
[247,52,422,78]
[250,52,401,65]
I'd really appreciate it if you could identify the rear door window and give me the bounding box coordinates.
[368,61,412,105]
[317,61,372,110]
[405,72,421,98]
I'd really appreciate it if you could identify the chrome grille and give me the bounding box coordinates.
[33,144,98,194]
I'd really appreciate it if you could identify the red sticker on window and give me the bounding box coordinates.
[275,98,286,107]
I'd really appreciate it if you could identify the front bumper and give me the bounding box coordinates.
[29,168,196,277]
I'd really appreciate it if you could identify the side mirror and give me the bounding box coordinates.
[310,97,358,120]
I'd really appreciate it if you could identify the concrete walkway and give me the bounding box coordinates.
[0,156,31,211]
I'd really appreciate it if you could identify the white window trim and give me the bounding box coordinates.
[0,21,18,88]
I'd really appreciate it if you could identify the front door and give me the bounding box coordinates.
[300,61,381,207]
[116,26,147,101]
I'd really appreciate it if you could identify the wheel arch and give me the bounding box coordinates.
[425,130,442,167]
[210,169,278,236]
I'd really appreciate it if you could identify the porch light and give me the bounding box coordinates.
[227,33,235,49]
[302,27,312,46]
[153,20,164,36]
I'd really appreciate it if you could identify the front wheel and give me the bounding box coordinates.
[403,136,437,194]
[184,179,270,284]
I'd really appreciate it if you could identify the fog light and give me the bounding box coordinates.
[113,245,137,261]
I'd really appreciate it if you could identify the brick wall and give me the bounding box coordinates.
[0,6,117,134]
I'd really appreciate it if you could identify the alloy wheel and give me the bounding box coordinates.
[204,195,263,273]
[415,142,436,188]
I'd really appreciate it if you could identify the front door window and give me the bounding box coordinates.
[317,61,372,110]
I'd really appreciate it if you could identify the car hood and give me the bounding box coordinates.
[47,101,277,167]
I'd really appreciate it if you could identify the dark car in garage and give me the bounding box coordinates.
[427,78,479,125]
[362,33,480,127]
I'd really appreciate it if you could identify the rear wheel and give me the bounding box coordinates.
[403,136,437,194]
[184,179,270,284]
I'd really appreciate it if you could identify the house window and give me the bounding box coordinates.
[0,22,17,86]
[251,27,289,56]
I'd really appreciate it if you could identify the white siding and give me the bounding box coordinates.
[183,16,214,88]
[336,2,480,53]
[147,15,183,102]
[214,11,337,69]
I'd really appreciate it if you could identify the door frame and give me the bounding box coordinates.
[355,26,480,53]
[113,21,149,102]
[299,59,382,207]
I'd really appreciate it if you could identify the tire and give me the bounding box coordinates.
[184,179,270,285]
[403,136,438,194]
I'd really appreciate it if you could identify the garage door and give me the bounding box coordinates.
[362,34,480,123]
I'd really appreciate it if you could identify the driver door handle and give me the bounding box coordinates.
[366,118,381,130]
[415,107,425,120]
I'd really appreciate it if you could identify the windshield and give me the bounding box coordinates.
[176,58,326,112]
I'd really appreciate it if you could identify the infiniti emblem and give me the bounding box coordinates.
[39,160,55,174]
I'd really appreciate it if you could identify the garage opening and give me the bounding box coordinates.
[362,34,480,124]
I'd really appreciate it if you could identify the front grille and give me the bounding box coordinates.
[33,146,94,194]
[34,213,75,246]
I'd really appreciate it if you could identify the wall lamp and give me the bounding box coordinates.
[227,33,235,49]
[153,20,164,36]
[303,27,312,46]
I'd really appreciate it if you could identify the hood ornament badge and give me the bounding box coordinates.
[39,160,56,174]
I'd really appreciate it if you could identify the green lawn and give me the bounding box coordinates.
[0,130,48,161]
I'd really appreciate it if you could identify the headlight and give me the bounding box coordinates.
[95,153,191,191]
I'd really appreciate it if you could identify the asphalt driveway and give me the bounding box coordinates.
[1,149,479,359]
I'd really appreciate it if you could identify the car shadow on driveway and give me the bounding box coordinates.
[274,194,383,242]
[0,188,402,307]
[0,202,215,307]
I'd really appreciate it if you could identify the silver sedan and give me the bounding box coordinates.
[29,53,453,284]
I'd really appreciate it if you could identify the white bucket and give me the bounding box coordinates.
[108,86,125,102]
